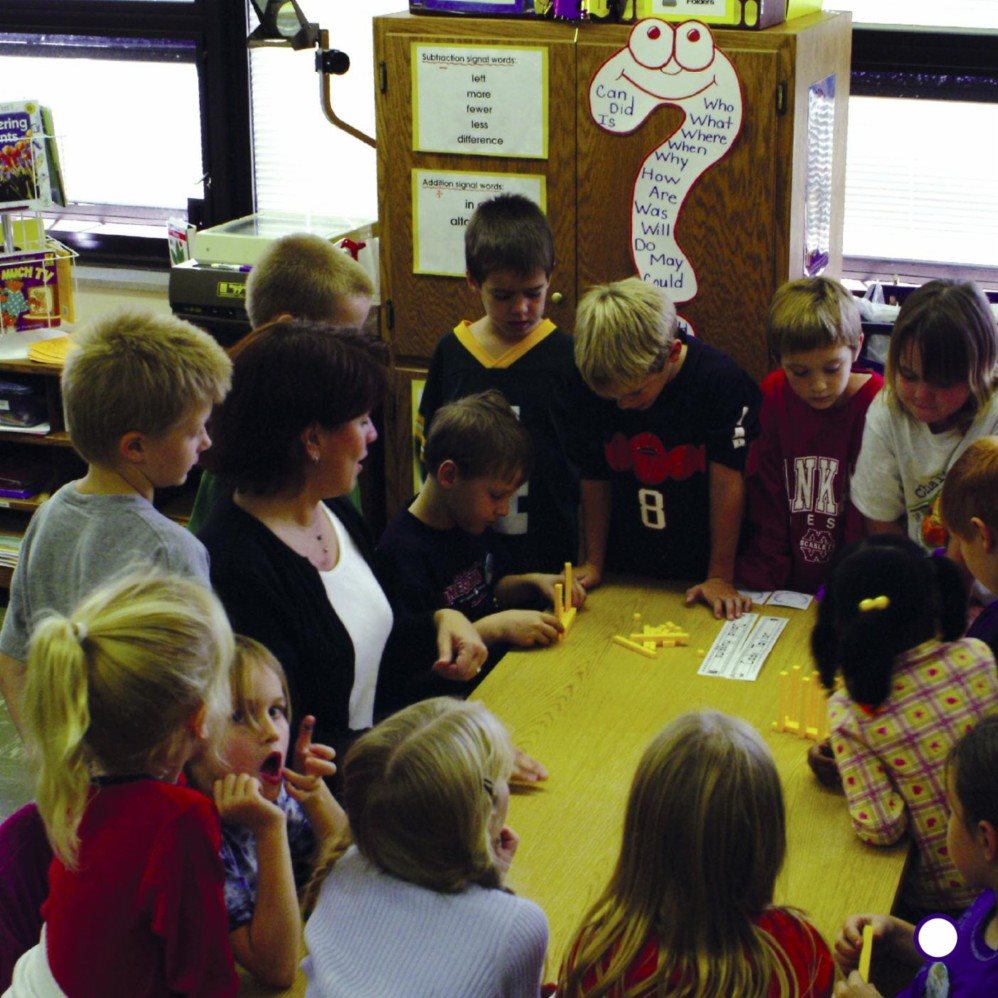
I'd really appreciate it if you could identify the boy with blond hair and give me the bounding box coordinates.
[736,276,883,593]
[0,309,231,735]
[573,277,760,620]
[940,435,998,657]
[418,194,593,574]
[245,232,374,330]
[380,390,584,650]
[187,233,375,534]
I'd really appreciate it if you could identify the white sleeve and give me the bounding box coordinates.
[499,900,549,998]
[850,396,905,524]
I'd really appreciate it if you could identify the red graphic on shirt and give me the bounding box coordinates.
[604,432,706,486]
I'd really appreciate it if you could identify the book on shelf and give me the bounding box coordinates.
[0,101,66,211]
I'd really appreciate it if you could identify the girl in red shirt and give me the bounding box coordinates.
[557,709,834,997]
[8,572,239,997]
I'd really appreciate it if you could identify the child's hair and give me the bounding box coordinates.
[767,276,863,359]
[949,714,998,831]
[230,634,292,730]
[812,535,967,707]
[939,436,998,537]
[561,710,811,998]
[203,320,388,496]
[465,194,555,284]
[22,572,235,870]
[885,279,998,420]
[574,277,678,394]
[423,389,533,484]
[303,698,514,913]
[245,233,375,329]
[62,309,232,466]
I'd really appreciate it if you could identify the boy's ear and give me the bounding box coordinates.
[852,332,864,360]
[666,339,683,363]
[978,819,998,864]
[970,516,997,553]
[466,271,482,295]
[437,459,460,488]
[118,430,147,466]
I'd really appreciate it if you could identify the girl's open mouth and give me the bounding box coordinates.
[260,750,283,785]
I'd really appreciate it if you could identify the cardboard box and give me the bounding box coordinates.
[635,0,787,30]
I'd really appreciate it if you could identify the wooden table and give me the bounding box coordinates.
[472,578,908,974]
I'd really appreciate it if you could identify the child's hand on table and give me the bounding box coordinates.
[574,562,602,590]
[531,571,587,610]
[512,746,548,784]
[685,577,753,619]
[498,609,564,647]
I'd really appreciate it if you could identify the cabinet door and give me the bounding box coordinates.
[375,14,578,362]
[577,23,787,382]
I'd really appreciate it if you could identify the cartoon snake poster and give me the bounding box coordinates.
[588,18,744,304]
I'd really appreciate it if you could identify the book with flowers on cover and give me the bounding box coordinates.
[0,100,65,211]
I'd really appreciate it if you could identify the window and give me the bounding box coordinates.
[2,1,252,265]
[836,2,998,282]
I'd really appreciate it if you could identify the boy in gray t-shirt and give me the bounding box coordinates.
[0,309,231,736]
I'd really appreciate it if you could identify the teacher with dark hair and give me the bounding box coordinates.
[198,320,488,760]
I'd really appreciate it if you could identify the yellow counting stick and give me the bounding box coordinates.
[858,923,874,982]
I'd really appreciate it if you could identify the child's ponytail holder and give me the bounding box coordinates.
[72,620,88,643]
[858,595,890,612]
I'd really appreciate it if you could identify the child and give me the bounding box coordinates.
[380,390,585,650]
[9,572,238,996]
[0,309,231,737]
[573,277,761,620]
[834,715,998,997]
[557,709,834,996]
[245,232,374,331]
[940,436,998,658]
[812,535,998,918]
[737,277,884,593]
[851,279,998,551]
[187,232,375,534]
[301,697,549,997]
[417,193,592,574]
[187,636,347,990]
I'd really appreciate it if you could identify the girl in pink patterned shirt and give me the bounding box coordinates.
[813,535,998,919]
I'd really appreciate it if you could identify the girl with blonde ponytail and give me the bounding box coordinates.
[8,571,238,997]
[301,697,549,997]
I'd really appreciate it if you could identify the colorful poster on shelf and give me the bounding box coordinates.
[588,19,743,306]
[0,101,65,211]
[412,44,547,159]
[412,169,546,276]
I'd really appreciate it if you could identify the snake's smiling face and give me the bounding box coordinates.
[619,19,719,102]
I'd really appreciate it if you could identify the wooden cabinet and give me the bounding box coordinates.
[374,10,851,514]
[0,359,83,590]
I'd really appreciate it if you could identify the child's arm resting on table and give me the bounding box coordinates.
[214,773,300,990]
[495,570,587,611]
[576,479,611,590]
[475,610,564,648]
[832,727,909,845]
[685,462,753,620]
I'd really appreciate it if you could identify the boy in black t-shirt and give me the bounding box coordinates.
[381,390,585,650]
[573,278,761,620]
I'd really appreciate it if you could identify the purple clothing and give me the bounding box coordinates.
[967,599,998,663]
[898,889,998,996]
[0,804,51,991]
